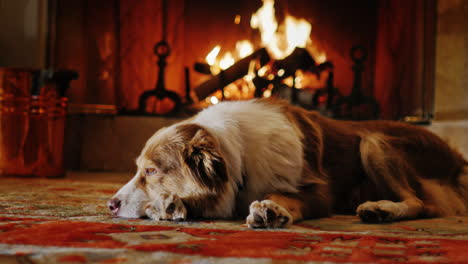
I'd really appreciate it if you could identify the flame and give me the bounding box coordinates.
[250,0,282,58]
[251,0,314,60]
[206,46,221,66]
[206,0,323,68]
[285,16,311,50]
[219,52,235,70]
[235,40,254,59]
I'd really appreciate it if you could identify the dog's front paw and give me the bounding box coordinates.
[357,200,407,223]
[145,192,187,221]
[246,200,292,228]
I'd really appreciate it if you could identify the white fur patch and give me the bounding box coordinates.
[192,100,304,205]
[112,174,149,218]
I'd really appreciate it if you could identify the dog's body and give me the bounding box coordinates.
[109,99,468,227]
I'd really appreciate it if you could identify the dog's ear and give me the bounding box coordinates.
[182,125,228,191]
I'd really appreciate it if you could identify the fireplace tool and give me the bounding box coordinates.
[312,70,341,117]
[333,46,379,120]
[137,0,181,116]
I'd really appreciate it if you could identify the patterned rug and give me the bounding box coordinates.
[0,177,467,263]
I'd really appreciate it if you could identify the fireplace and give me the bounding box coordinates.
[1,0,466,173]
[50,0,437,121]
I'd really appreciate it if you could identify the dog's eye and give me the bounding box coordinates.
[145,168,158,176]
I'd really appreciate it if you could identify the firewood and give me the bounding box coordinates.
[273,47,317,78]
[194,48,270,101]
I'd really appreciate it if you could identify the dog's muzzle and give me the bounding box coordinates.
[108,198,121,215]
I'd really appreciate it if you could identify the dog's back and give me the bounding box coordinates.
[285,103,468,218]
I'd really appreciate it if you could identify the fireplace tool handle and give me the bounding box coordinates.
[333,45,379,120]
[137,0,181,116]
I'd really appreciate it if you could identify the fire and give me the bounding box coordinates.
[236,40,254,59]
[205,42,252,74]
[205,0,323,67]
[285,16,311,50]
[250,0,313,60]
[202,0,327,105]
[250,0,280,57]
[219,52,235,70]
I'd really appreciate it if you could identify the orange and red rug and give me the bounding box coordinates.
[0,177,467,263]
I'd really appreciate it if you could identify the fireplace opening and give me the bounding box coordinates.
[51,0,436,121]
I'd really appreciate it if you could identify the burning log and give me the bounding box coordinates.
[274,47,321,79]
[194,48,270,101]
[272,48,333,84]
[253,48,333,97]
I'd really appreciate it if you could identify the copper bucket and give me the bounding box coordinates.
[0,68,70,178]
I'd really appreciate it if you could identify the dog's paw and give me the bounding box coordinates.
[145,192,187,221]
[246,200,293,228]
[357,200,407,223]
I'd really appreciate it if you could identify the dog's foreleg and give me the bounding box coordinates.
[246,184,331,228]
[246,199,294,228]
[145,192,187,221]
[356,196,424,223]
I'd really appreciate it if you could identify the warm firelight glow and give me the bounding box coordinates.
[236,40,254,59]
[219,52,235,70]
[315,53,327,64]
[206,45,221,66]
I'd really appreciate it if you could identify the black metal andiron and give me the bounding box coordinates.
[333,46,379,120]
[137,0,181,116]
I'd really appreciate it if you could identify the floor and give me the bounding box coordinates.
[66,171,132,184]
[0,172,467,263]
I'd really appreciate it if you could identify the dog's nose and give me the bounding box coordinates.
[108,198,121,214]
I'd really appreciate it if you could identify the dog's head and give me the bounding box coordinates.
[108,123,228,218]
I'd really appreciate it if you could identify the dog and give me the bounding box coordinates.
[109,99,468,228]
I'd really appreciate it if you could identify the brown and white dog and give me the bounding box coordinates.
[109,99,468,228]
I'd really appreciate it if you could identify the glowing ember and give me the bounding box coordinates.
[206,46,221,66]
[234,14,241,24]
[257,66,268,77]
[210,96,219,104]
[277,69,285,77]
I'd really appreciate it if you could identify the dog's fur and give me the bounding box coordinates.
[109,99,468,227]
